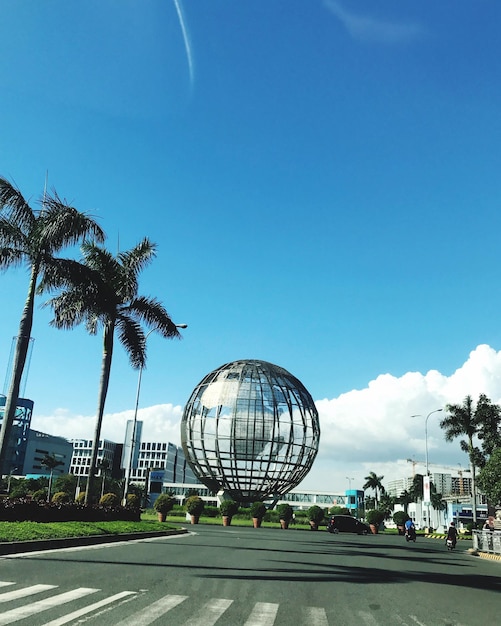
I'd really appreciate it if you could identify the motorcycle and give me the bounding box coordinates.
[405,526,416,542]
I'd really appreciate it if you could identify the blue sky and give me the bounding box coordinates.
[1,1,501,491]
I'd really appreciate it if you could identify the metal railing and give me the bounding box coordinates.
[472,530,501,555]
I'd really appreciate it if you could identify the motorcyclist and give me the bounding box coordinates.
[404,517,416,540]
[446,521,458,548]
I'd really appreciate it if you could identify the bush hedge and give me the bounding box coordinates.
[0,498,140,522]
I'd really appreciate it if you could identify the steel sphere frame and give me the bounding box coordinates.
[181,360,320,503]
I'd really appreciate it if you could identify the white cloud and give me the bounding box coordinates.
[323,0,423,45]
[32,404,184,447]
[32,345,501,495]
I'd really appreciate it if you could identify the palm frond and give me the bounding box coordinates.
[118,237,156,280]
[116,316,145,369]
[123,296,182,339]
[38,196,105,253]
[0,177,35,232]
[0,246,25,270]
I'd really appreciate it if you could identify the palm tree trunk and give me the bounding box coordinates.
[0,265,38,475]
[85,323,114,504]
[469,434,477,524]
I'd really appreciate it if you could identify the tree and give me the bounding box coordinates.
[0,177,104,474]
[475,394,501,463]
[430,483,447,528]
[41,454,65,501]
[440,395,493,523]
[363,471,385,505]
[378,492,396,520]
[97,458,110,499]
[398,489,413,514]
[477,448,501,506]
[409,474,424,502]
[43,238,183,503]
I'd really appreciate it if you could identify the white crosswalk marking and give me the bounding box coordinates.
[41,591,136,626]
[244,601,280,625]
[184,598,233,626]
[0,582,15,589]
[0,587,99,625]
[358,611,380,625]
[116,594,188,626]
[305,606,329,625]
[0,584,57,603]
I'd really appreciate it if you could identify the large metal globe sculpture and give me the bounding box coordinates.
[181,359,320,503]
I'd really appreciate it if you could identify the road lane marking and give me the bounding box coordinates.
[0,584,57,603]
[116,594,188,625]
[184,598,233,625]
[41,591,136,626]
[358,611,380,625]
[0,587,99,625]
[244,602,279,625]
[305,606,328,625]
[0,582,15,588]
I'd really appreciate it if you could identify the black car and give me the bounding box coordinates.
[326,514,370,535]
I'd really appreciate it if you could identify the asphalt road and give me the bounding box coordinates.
[0,524,498,625]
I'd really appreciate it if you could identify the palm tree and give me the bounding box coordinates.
[43,238,183,503]
[363,471,385,506]
[0,177,104,475]
[440,395,482,523]
[41,453,65,501]
[398,489,413,515]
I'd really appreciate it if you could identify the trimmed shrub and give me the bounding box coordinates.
[32,489,48,502]
[307,505,325,524]
[276,503,293,521]
[126,494,140,509]
[185,495,205,517]
[219,499,239,517]
[99,493,120,507]
[153,494,175,515]
[52,492,72,504]
[250,501,267,519]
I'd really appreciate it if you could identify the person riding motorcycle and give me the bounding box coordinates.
[446,521,458,548]
[404,518,416,541]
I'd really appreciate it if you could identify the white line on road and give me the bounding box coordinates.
[305,606,329,625]
[244,602,279,626]
[0,584,57,603]
[41,591,136,626]
[184,598,233,625]
[116,594,188,626]
[0,582,15,588]
[358,611,380,625]
[0,587,99,625]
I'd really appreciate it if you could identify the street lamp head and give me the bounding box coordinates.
[175,323,188,329]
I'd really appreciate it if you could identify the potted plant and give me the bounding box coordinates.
[366,509,385,534]
[185,495,205,524]
[307,505,325,530]
[250,501,267,528]
[154,493,175,522]
[219,499,239,526]
[277,503,293,529]
[393,510,410,535]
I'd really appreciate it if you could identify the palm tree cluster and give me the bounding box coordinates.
[441,394,501,516]
[0,176,185,502]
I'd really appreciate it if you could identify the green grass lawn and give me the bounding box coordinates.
[0,520,176,543]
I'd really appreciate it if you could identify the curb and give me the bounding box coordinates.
[424,534,471,540]
[467,548,501,562]
[0,528,188,556]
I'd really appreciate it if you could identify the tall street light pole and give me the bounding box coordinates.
[421,408,443,530]
[122,323,187,506]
